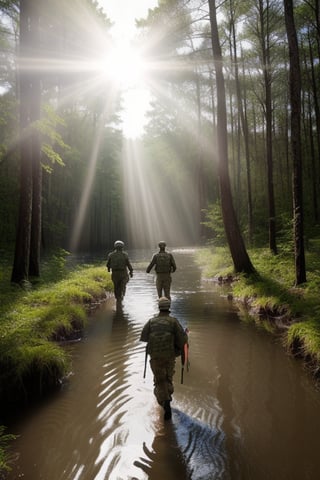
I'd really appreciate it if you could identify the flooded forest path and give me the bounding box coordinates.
[7,249,320,480]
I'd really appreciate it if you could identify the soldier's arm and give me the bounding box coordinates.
[170,254,177,272]
[140,321,150,342]
[146,254,157,273]
[125,254,133,276]
[174,320,188,349]
[106,255,111,272]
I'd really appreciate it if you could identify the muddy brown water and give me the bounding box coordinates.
[5,248,320,480]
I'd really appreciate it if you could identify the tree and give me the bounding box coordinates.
[208,0,255,274]
[11,0,39,284]
[283,0,306,284]
[259,0,278,254]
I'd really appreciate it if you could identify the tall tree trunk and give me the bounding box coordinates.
[28,1,42,277]
[208,0,255,274]
[284,0,306,284]
[240,54,254,245]
[307,28,320,218]
[259,0,277,254]
[195,72,207,242]
[12,0,42,282]
[229,0,253,244]
[29,122,42,277]
[11,0,34,284]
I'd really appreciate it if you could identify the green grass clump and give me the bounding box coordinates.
[287,319,320,365]
[0,263,113,407]
[0,426,16,477]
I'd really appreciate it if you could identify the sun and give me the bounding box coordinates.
[101,40,148,90]
[92,38,152,137]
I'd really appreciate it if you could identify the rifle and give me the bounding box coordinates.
[143,345,148,378]
[181,328,190,384]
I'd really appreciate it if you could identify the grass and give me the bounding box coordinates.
[196,244,320,374]
[0,261,113,404]
[0,426,16,477]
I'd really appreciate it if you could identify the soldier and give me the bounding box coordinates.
[140,297,188,420]
[106,240,133,301]
[146,241,176,300]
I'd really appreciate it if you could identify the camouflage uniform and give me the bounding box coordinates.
[140,311,187,407]
[106,248,133,301]
[146,246,176,300]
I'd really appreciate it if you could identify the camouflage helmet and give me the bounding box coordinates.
[158,240,166,248]
[158,296,171,310]
[114,240,124,249]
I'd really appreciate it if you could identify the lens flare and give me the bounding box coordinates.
[101,41,147,89]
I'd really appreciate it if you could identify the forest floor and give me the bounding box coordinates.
[196,240,320,383]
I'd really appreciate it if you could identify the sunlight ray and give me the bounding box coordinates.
[69,117,105,252]
[122,136,200,248]
[15,1,211,251]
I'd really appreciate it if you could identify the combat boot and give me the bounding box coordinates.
[163,400,172,420]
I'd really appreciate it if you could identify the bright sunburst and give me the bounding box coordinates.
[102,40,147,89]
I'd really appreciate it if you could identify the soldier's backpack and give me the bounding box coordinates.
[109,251,127,270]
[155,252,171,273]
[147,316,176,358]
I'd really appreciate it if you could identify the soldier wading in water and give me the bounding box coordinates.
[140,297,188,420]
[146,241,176,300]
[106,240,133,301]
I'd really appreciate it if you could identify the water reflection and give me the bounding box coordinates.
[172,409,227,479]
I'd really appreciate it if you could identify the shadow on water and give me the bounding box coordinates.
[133,408,228,480]
[172,409,227,480]
[6,248,320,480]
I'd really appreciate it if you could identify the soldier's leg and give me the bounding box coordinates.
[163,275,172,300]
[112,273,119,300]
[156,276,163,298]
[119,273,129,299]
[165,358,176,398]
[150,358,170,405]
[112,272,123,300]
[163,358,175,420]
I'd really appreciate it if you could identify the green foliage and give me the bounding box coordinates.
[276,213,294,253]
[33,104,68,173]
[196,246,233,278]
[287,320,320,363]
[40,249,70,283]
[0,426,16,477]
[201,203,227,246]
